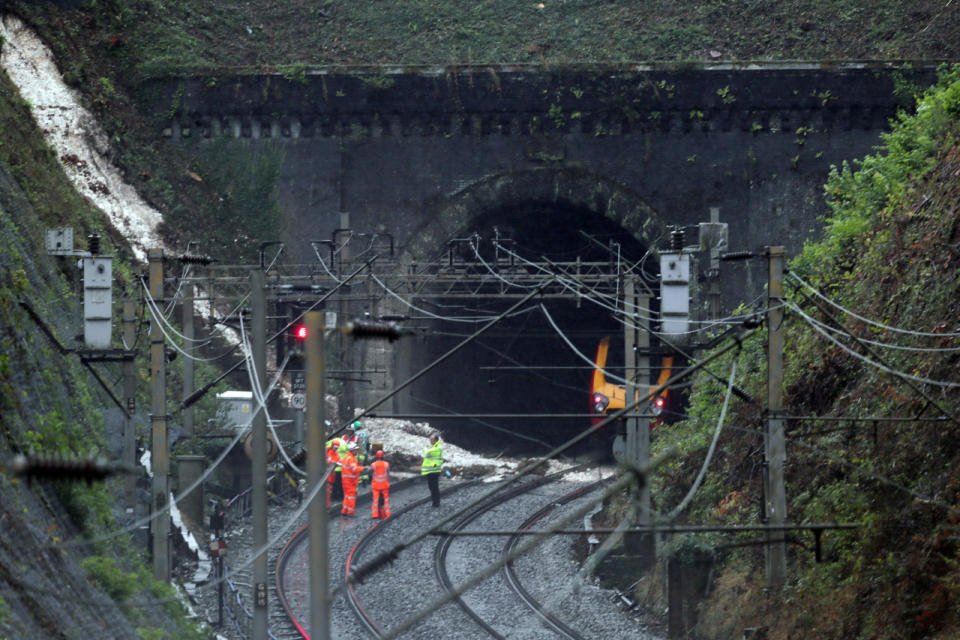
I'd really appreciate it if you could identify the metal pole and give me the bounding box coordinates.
[306,311,330,640]
[636,292,651,530]
[148,248,170,581]
[765,246,787,587]
[338,212,354,416]
[623,277,652,558]
[217,555,224,627]
[708,207,722,320]
[123,300,136,512]
[182,283,195,437]
[251,269,268,638]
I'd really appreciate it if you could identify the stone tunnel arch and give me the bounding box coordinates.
[386,167,669,455]
[397,166,668,264]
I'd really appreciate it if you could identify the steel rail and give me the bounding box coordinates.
[431,463,594,638]
[433,475,557,639]
[274,476,424,639]
[343,480,480,639]
[502,481,607,639]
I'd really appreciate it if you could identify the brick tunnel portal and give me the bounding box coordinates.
[392,199,662,456]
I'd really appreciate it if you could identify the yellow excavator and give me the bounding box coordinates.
[590,336,673,425]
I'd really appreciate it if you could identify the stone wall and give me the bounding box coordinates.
[141,62,934,300]
[139,63,937,435]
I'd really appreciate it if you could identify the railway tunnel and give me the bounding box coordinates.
[381,174,668,456]
[145,64,936,455]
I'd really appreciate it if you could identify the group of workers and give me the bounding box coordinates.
[324,421,445,519]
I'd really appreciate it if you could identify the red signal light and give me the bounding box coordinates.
[651,395,667,416]
[293,324,308,340]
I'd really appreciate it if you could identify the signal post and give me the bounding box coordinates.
[305,311,331,640]
[765,247,787,587]
[623,275,654,560]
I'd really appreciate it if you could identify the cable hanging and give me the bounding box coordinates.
[238,316,306,476]
[662,356,738,521]
[792,297,960,353]
[789,270,960,338]
[788,301,960,388]
[369,271,540,324]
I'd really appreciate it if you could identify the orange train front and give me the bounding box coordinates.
[590,336,672,426]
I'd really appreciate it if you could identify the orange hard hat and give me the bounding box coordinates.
[375,450,384,459]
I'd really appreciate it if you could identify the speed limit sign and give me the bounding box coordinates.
[290,392,306,411]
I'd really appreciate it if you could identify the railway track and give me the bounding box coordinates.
[432,473,558,639]
[275,475,460,638]
[501,481,607,639]
[214,464,653,640]
[307,464,612,640]
[434,470,607,639]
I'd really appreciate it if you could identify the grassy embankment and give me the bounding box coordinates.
[0,66,208,638]
[646,67,960,640]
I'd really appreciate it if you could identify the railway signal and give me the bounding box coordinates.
[292,323,308,341]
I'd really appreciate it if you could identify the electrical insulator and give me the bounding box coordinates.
[178,254,217,265]
[720,250,755,261]
[670,228,684,252]
[9,453,127,484]
[344,320,402,341]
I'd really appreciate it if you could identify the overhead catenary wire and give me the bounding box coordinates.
[50,321,296,548]
[661,355,738,521]
[788,270,960,338]
[311,241,343,284]
[493,241,658,319]
[369,271,538,324]
[788,301,960,389]
[238,317,306,476]
[497,240,759,335]
[522,253,763,407]
[538,303,631,386]
[794,300,960,352]
[339,280,555,435]
[347,328,753,589]
[472,337,588,395]
[409,393,565,453]
[141,278,236,362]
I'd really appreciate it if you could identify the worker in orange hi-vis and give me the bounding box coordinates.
[370,450,391,519]
[339,441,364,516]
[325,438,341,508]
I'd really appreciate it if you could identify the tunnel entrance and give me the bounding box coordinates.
[399,200,662,457]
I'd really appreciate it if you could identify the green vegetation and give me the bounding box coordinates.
[1,2,957,638]
[650,66,960,640]
[0,66,208,638]
[9,0,960,77]
[162,139,284,261]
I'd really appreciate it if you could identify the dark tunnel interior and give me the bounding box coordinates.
[401,201,664,458]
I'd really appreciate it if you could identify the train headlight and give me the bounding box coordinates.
[592,393,609,414]
[651,395,666,416]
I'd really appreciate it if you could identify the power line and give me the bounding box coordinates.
[789,270,960,338]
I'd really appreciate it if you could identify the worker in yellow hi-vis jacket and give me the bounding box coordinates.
[421,433,443,507]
